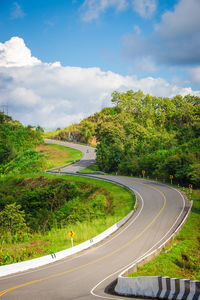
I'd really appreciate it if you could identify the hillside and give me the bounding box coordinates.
[44,107,115,145]
[0,112,44,176]
[0,112,135,265]
[45,90,200,187]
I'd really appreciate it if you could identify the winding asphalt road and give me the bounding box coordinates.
[0,140,188,299]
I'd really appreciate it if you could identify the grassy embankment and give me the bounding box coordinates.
[80,163,100,172]
[39,142,100,173]
[0,143,135,265]
[129,188,200,280]
[43,129,62,139]
[36,143,82,169]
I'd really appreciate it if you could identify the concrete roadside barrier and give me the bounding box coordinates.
[115,200,199,300]
[115,276,200,300]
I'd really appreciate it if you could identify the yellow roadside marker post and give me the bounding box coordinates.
[142,170,145,179]
[170,175,173,184]
[68,230,76,247]
[189,184,193,197]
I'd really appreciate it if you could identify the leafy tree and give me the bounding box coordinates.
[0,203,28,235]
[188,163,200,186]
[94,90,200,186]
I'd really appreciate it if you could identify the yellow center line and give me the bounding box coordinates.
[0,182,166,298]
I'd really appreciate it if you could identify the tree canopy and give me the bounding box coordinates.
[95,91,200,186]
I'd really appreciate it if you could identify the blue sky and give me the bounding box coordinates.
[0,0,200,129]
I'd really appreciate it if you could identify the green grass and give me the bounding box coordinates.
[81,163,101,172]
[0,173,135,264]
[36,143,82,169]
[43,130,61,139]
[129,188,200,280]
[44,173,135,218]
[0,217,124,265]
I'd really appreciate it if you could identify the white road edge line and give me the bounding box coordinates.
[90,186,186,299]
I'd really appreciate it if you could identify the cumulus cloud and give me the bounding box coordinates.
[123,0,200,70]
[132,0,157,19]
[0,37,41,67]
[11,2,26,19]
[0,37,199,130]
[80,0,128,22]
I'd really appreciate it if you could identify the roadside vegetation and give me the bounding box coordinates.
[129,188,200,280]
[0,112,44,177]
[0,173,135,265]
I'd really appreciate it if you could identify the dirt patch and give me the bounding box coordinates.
[36,143,71,166]
[18,176,50,189]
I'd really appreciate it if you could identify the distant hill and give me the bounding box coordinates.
[45,90,200,186]
[44,107,118,145]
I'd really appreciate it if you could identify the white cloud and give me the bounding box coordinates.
[188,66,200,84]
[11,2,26,19]
[0,37,199,130]
[80,0,157,22]
[80,0,128,22]
[132,0,157,18]
[0,37,41,67]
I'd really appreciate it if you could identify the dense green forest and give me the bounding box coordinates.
[49,90,200,186]
[96,91,200,186]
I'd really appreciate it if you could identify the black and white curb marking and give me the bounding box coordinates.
[115,276,200,300]
[157,277,200,300]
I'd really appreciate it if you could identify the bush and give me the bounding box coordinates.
[3,149,45,175]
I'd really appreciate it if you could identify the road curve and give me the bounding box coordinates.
[0,140,188,300]
[44,139,96,172]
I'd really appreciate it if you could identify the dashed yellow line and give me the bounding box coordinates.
[0,182,166,299]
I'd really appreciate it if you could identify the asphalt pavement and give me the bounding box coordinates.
[0,140,188,300]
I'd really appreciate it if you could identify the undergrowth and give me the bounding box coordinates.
[0,173,135,265]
